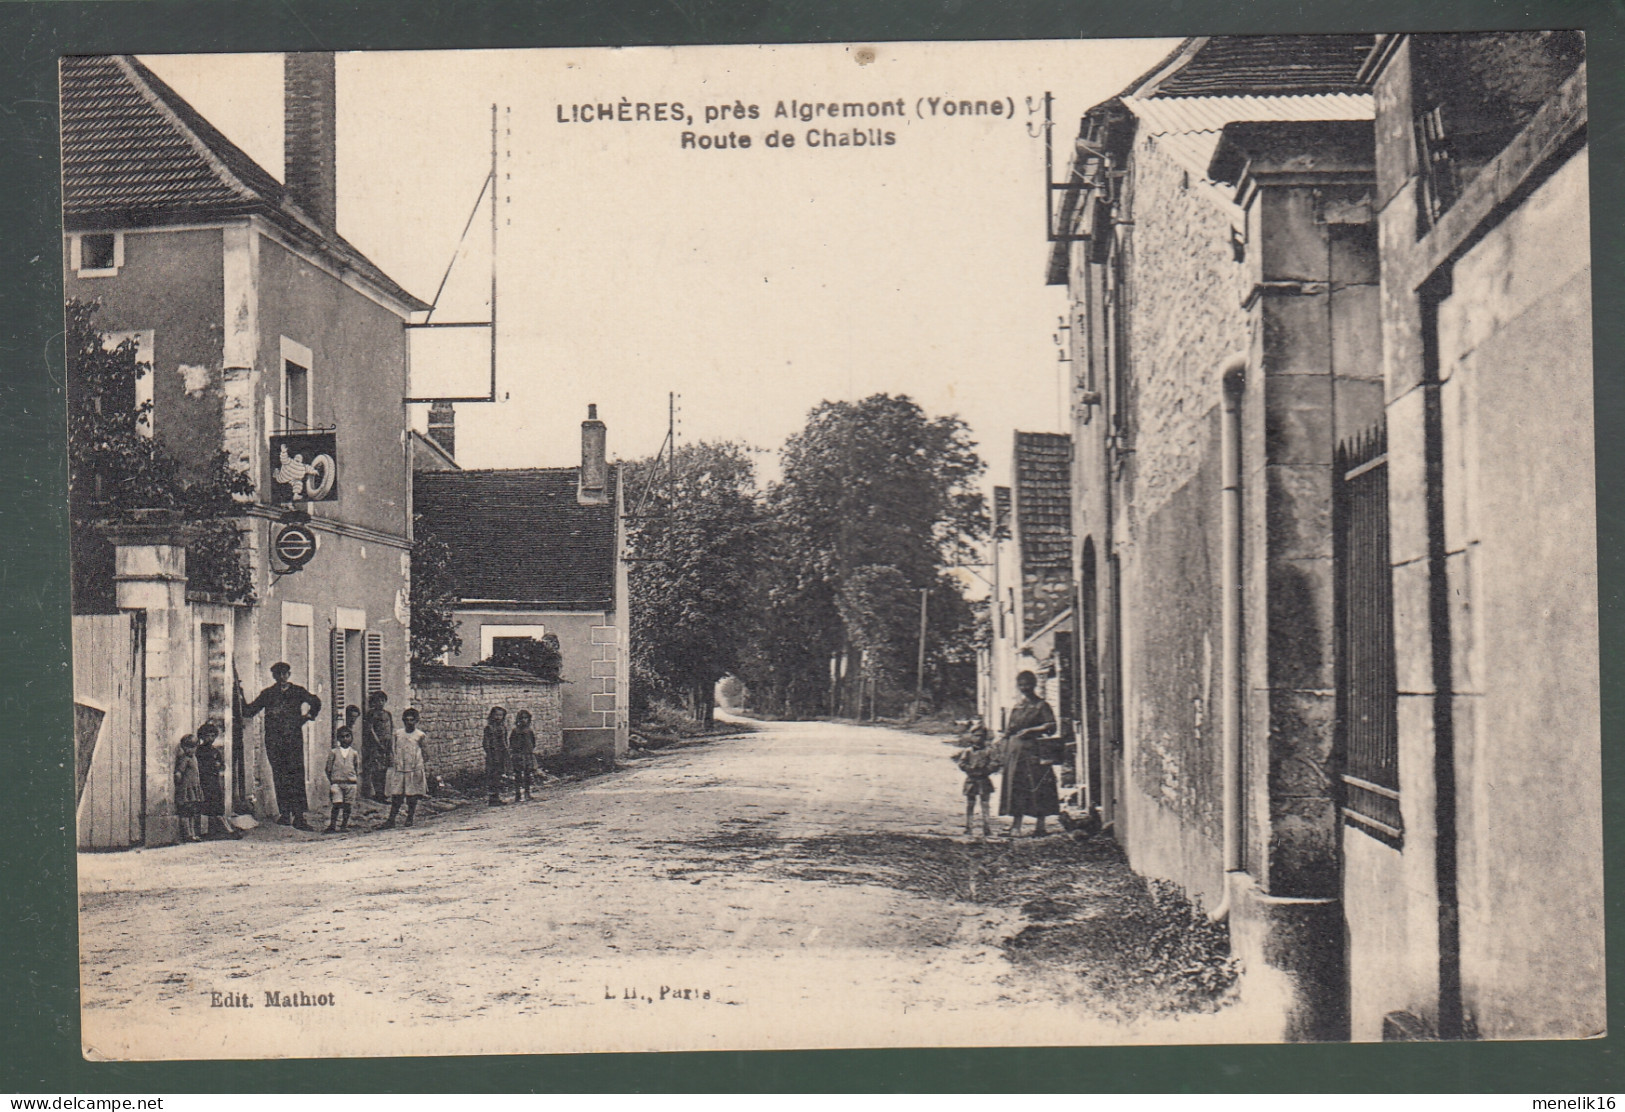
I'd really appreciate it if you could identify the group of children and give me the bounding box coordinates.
[172,723,241,842]
[323,698,430,833]
[176,697,548,843]
[482,705,538,806]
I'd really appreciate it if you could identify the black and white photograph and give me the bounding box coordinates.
[62,32,1601,1060]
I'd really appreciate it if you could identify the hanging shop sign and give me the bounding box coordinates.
[269,432,338,502]
[274,523,318,571]
[273,522,318,570]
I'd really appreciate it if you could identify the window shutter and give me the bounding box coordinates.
[364,631,384,704]
[330,629,347,727]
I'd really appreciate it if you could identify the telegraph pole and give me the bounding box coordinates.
[912,587,930,720]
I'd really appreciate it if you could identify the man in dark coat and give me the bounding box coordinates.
[242,662,322,829]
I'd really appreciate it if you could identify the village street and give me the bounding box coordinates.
[78,718,1274,1059]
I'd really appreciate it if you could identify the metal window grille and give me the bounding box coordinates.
[1334,425,1402,846]
[1413,104,1461,231]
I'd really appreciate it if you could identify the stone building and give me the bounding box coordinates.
[64,53,428,838]
[1346,30,1598,1043]
[411,408,631,762]
[981,434,1075,743]
[1047,33,1597,1040]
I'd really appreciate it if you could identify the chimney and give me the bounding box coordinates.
[578,404,608,505]
[426,401,455,460]
[284,52,337,231]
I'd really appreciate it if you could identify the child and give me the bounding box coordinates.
[194,722,240,839]
[381,708,429,829]
[363,691,394,802]
[482,706,509,807]
[324,726,360,834]
[173,734,204,843]
[343,704,362,745]
[952,723,997,837]
[509,709,536,803]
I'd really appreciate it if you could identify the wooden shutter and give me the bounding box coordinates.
[330,629,347,727]
[364,631,384,704]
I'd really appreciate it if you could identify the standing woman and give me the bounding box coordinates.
[998,670,1060,837]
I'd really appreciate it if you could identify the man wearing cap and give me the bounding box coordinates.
[242,663,323,830]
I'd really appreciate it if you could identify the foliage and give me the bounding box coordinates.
[66,299,255,610]
[626,440,763,725]
[835,564,918,694]
[409,512,464,664]
[737,394,988,719]
[481,634,563,683]
[775,394,987,582]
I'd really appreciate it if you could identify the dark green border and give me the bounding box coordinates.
[3,0,1620,1093]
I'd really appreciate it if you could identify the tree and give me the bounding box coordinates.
[835,564,918,718]
[740,394,988,718]
[67,298,254,611]
[409,511,464,664]
[626,440,763,726]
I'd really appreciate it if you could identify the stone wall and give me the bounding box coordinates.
[410,664,563,777]
[1110,137,1249,905]
[1118,136,1253,532]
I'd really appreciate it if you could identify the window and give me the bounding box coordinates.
[283,361,310,430]
[280,337,314,432]
[479,624,549,660]
[101,331,154,437]
[73,232,123,276]
[1410,32,1584,232]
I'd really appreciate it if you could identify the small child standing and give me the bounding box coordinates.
[194,722,240,839]
[324,726,361,834]
[509,709,536,803]
[482,706,509,807]
[173,734,204,843]
[952,725,997,837]
[382,709,430,829]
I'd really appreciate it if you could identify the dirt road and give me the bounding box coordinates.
[78,717,1273,1059]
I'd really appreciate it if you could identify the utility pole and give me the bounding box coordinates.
[912,587,930,720]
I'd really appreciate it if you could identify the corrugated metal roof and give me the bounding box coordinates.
[1144,35,1374,98]
[1127,94,1374,219]
[1124,93,1373,136]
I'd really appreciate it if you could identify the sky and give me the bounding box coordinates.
[141,40,1177,489]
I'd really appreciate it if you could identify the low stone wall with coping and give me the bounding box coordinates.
[410,663,563,777]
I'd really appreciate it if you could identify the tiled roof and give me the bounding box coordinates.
[60,55,427,312]
[1139,35,1375,98]
[413,467,619,611]
[1013,432,1071,571]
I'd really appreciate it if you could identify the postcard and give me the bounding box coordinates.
[65,33,1601,1059]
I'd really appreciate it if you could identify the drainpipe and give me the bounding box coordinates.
[1210,354,1248,924]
